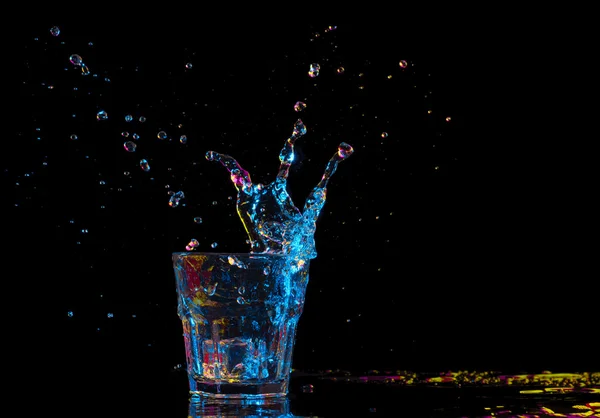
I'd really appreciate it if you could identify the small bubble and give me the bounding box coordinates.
[179,135,187,144]
[69,54,83,66]
[70,134,78,141]
[169,191,185,207]
[81,64,91,76]
[399,60,408,69]
[261,369,269,378]
[205,282,218,296]
[139,116,147,123]
[96,110,108,121]
[212,200,218,206]
[328,25,337,31]
[236,296,246,305]
[211,242,218,249]
[263,267,270,275]
[157,130,168,140]
[50,26,60,37]
[67,311,74,317]
[337,66,345,74]
[140,159,150,172]
[445,116,452,122]
[293,101,307,112]
[308,63,320,78]
[121,131,130,138]
[107,313,114,318]
[123,141,137,152]
[193,217,202,224]
[381,132,388,138]
[132,133,140,140]
[185,62,193,69]
[125,114,133,122]
[81,229,88,234]
[238,286,246,295]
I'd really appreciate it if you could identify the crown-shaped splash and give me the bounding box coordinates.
[206,119,353,259]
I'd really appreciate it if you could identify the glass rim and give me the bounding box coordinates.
[172,252,290,258]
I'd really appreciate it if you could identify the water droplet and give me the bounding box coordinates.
[308,63,320,78]
[302,384,314,393]
[70,134,78,141]
[157,131,168,140]
[381,132,388,138]
[193,217,202,224]
[185,238,199,251]
[125,114,133,122]
[399,60,408,69]
[238,286,246,295]
[50,26,60,37]
[337,66,345,74]
[236,296,245,305]
[96,110,108,121]
[179,135,187,144]
[123,141,137,152]
[140,159,150,172]
[205,282,218,296]
[338,143,354,159]
[139,116,147,123]
[211,242,218,249]
[69,54,83,66]
[293,101,307,112]
[169,191,185,207]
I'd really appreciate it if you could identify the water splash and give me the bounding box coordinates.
[205,119,353,259]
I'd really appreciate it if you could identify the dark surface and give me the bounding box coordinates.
[5,21,597,416]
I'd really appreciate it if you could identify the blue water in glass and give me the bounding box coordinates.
[173,252,309,398]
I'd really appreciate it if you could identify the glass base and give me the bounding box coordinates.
[190,380,288,399]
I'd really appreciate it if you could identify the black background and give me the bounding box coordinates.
[5,21,597,415]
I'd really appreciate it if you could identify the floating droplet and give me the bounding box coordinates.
[211,242,218,249]
[140,159,150,172]
[139,116,146,123]
[294,101,307,112]
[399,60,408,69]
[308,63,320,78]
[107,313,114,318]
[70,134,78,141]
[96,110,108,121]
[185,62,193,69]
[50,26,60,37]
[337,66,345,74]
[185,238,199,251]
[69,54,83,66]
[132,133,140,140]
[236,296,245,305]
[381,132,388,138]
[122,131,130,138]
[179,135,187,144]
[193,217,202,224]
[81,64,90,76]
[169,191,185,207]
[157,130,168,140]
[302,384,314,393]
[123,141,137,152]
[125,114,133,122]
